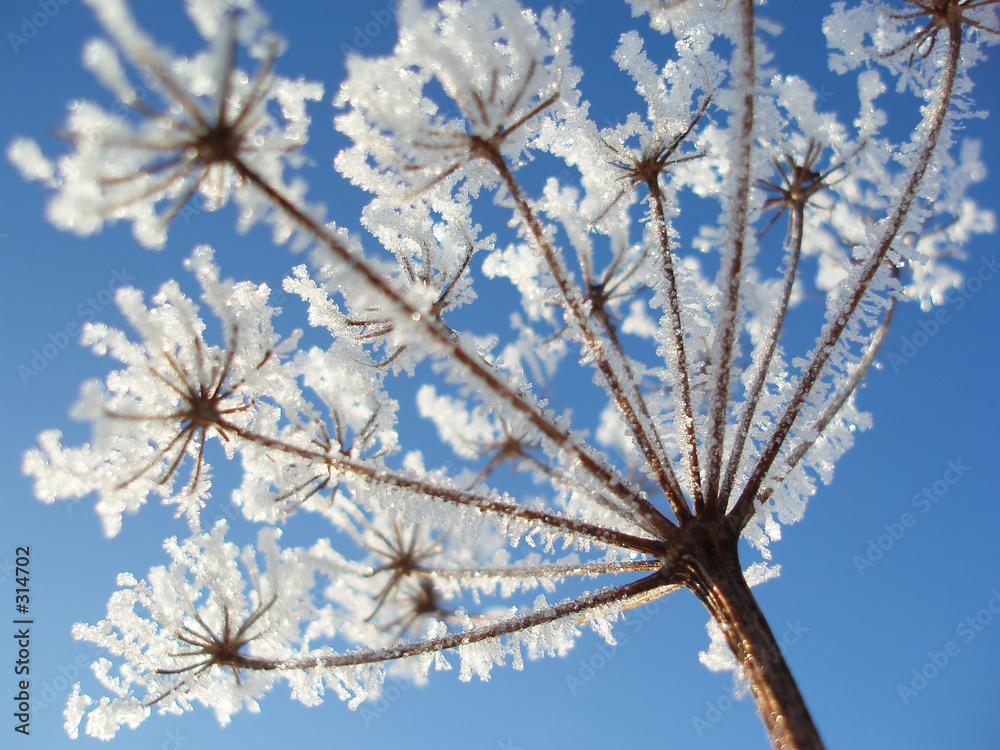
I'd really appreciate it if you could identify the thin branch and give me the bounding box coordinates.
[204,574,666,673]
[702,0,759,512]
[232,157,681,547]
[729,23,962,525]
[228,424,668,558]
[481,143,691,528]
[422,558,661,580]
[718,202,806,508]
[646,175,705,514]
[729,296,895,531]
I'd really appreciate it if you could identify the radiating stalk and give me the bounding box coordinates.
[231,156,681,544]
[719,203,806,509]
[646,175,706,513]
[703,0,759,511]
[730,26,963,525]
[484,144,692,527]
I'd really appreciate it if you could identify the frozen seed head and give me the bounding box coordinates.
[8,0,322,247]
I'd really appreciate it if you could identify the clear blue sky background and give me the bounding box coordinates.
[1,1,998,749]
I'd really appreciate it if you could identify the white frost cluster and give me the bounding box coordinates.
[335,0,581,212]
[24,246,300,536]
[7,0,323,248]
[66,522,319,738]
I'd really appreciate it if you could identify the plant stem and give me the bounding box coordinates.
[681,526,824,750]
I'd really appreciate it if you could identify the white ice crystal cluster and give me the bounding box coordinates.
[23,246,301,535]
[335,0,580,208]
[7,0,323,248]
[65,522,318,739]
[10,0,997,742]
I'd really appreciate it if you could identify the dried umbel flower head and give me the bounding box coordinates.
[8,0,997,747]
[8,0,322,248]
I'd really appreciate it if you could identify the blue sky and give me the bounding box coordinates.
[1,1,999,749]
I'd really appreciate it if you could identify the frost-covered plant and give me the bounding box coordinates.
[10,0,997,747]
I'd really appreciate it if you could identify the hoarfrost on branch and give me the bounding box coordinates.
[10,0,996,746]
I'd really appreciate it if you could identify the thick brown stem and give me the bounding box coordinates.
[681,528,824,750]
